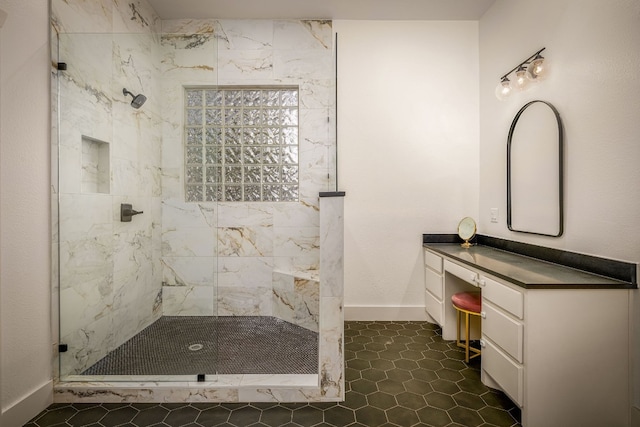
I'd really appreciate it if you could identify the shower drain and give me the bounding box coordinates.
[188,343,204,351]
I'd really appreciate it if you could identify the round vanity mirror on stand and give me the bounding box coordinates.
[458,217,476,248]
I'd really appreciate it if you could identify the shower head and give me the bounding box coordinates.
[123,88,147,109]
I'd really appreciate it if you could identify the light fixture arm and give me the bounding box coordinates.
[500,47,546,81]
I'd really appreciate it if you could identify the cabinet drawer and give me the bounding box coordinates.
[444,260,478,286]
[482,303,524,363]
[480,275,523,319]
[424,249,443,273]
[425,290,443,325]
[482,338,524,407]
[425,267,443,299]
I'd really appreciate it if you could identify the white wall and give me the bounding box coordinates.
[0,0,53,425]
[335,20,480,319]
[479,0,640,416]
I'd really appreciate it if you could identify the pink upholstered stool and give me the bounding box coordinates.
[451,291,482,363]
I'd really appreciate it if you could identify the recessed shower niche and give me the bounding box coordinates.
[80,135,109,194]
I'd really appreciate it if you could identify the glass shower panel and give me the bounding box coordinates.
[56,31,219,382]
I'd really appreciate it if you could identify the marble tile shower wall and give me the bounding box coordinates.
[52,0,163,377]
[160,20,334,330]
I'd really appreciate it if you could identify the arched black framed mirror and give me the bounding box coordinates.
[507,100,564,237]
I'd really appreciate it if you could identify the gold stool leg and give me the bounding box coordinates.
[456,307,461,348]
[464,311,470,363]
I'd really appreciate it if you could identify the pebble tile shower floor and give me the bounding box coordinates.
[27,321,521,427]
[82,316,318,375]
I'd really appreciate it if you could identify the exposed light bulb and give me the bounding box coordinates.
[514,65,529,91]
[527,54,547,80]
[495,77,512,101]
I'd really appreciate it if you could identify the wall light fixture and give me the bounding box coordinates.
[495,47,547,100]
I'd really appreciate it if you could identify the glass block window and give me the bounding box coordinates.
[184,86,299,202]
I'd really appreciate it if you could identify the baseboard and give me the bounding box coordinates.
[345,305,430,321]
[632,405,640,426]
[1,380,52,427]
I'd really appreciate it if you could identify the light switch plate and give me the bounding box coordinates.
[490,208,499,223]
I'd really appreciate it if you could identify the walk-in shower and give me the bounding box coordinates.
[52,0,342,404]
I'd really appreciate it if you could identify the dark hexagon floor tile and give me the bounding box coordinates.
[259,406,293,426]
[480,390,515,409]
[366,391,396,410]
[347,358,371,371]
[350,378,378,394]
[355,350,379,360]
[457,377,491,395]
[416,406,452,427]
[359,329,382,337]
[395,391,427,410]
[385,368,412,382]
[345,366,361,381]
[378,349,404,361]
[478,406,519,427]
[403,378,433,395]
[164,405,201,426]
[416,358,444,371]
[394,358,419,371]
[354,406,387,427]
[29,322,522,427]
[100,406,139,425]
[410,367,439,382]
[361,367,386,382]
[440,358,466,371]
[376,379,405,395]
[378,329,400,337]
[369,358,394,371]
[323,405,356,426]
[132,406,171,425]
[428,341,452,352]
[351,334,374,344]
[340,391,368,410]
[227,405,262,426]
[196,406,232,425]
[448,405,485,427]
[436,368,464,382]
[453,391,487,410]
[431,378,461,394]
[66,406,108,426]
[397,328,419,337]
[291,405,324,426]
[364,341,387,352]
[386,406,420,426]
[424,392,456,410]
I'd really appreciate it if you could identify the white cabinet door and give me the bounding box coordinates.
[480,275,524,319]
[482,338,524,407]
[482,302,524,363]
[444,260,478,286]
[425,267,443,299]
[425,291,443,325]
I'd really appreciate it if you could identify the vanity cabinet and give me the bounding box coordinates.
[422,245,633,427]
[423,249,444,324]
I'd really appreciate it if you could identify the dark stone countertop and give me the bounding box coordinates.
[423,242,636,290]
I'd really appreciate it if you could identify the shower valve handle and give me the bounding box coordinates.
[120,203,144,222]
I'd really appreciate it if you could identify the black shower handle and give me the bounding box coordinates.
[120,203,144,222]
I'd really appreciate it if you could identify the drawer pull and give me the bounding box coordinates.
[480,339,486,348]
[480,311,486,319]
[478,279,486,287]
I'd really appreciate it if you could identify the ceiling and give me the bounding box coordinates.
[146,0,497,21]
